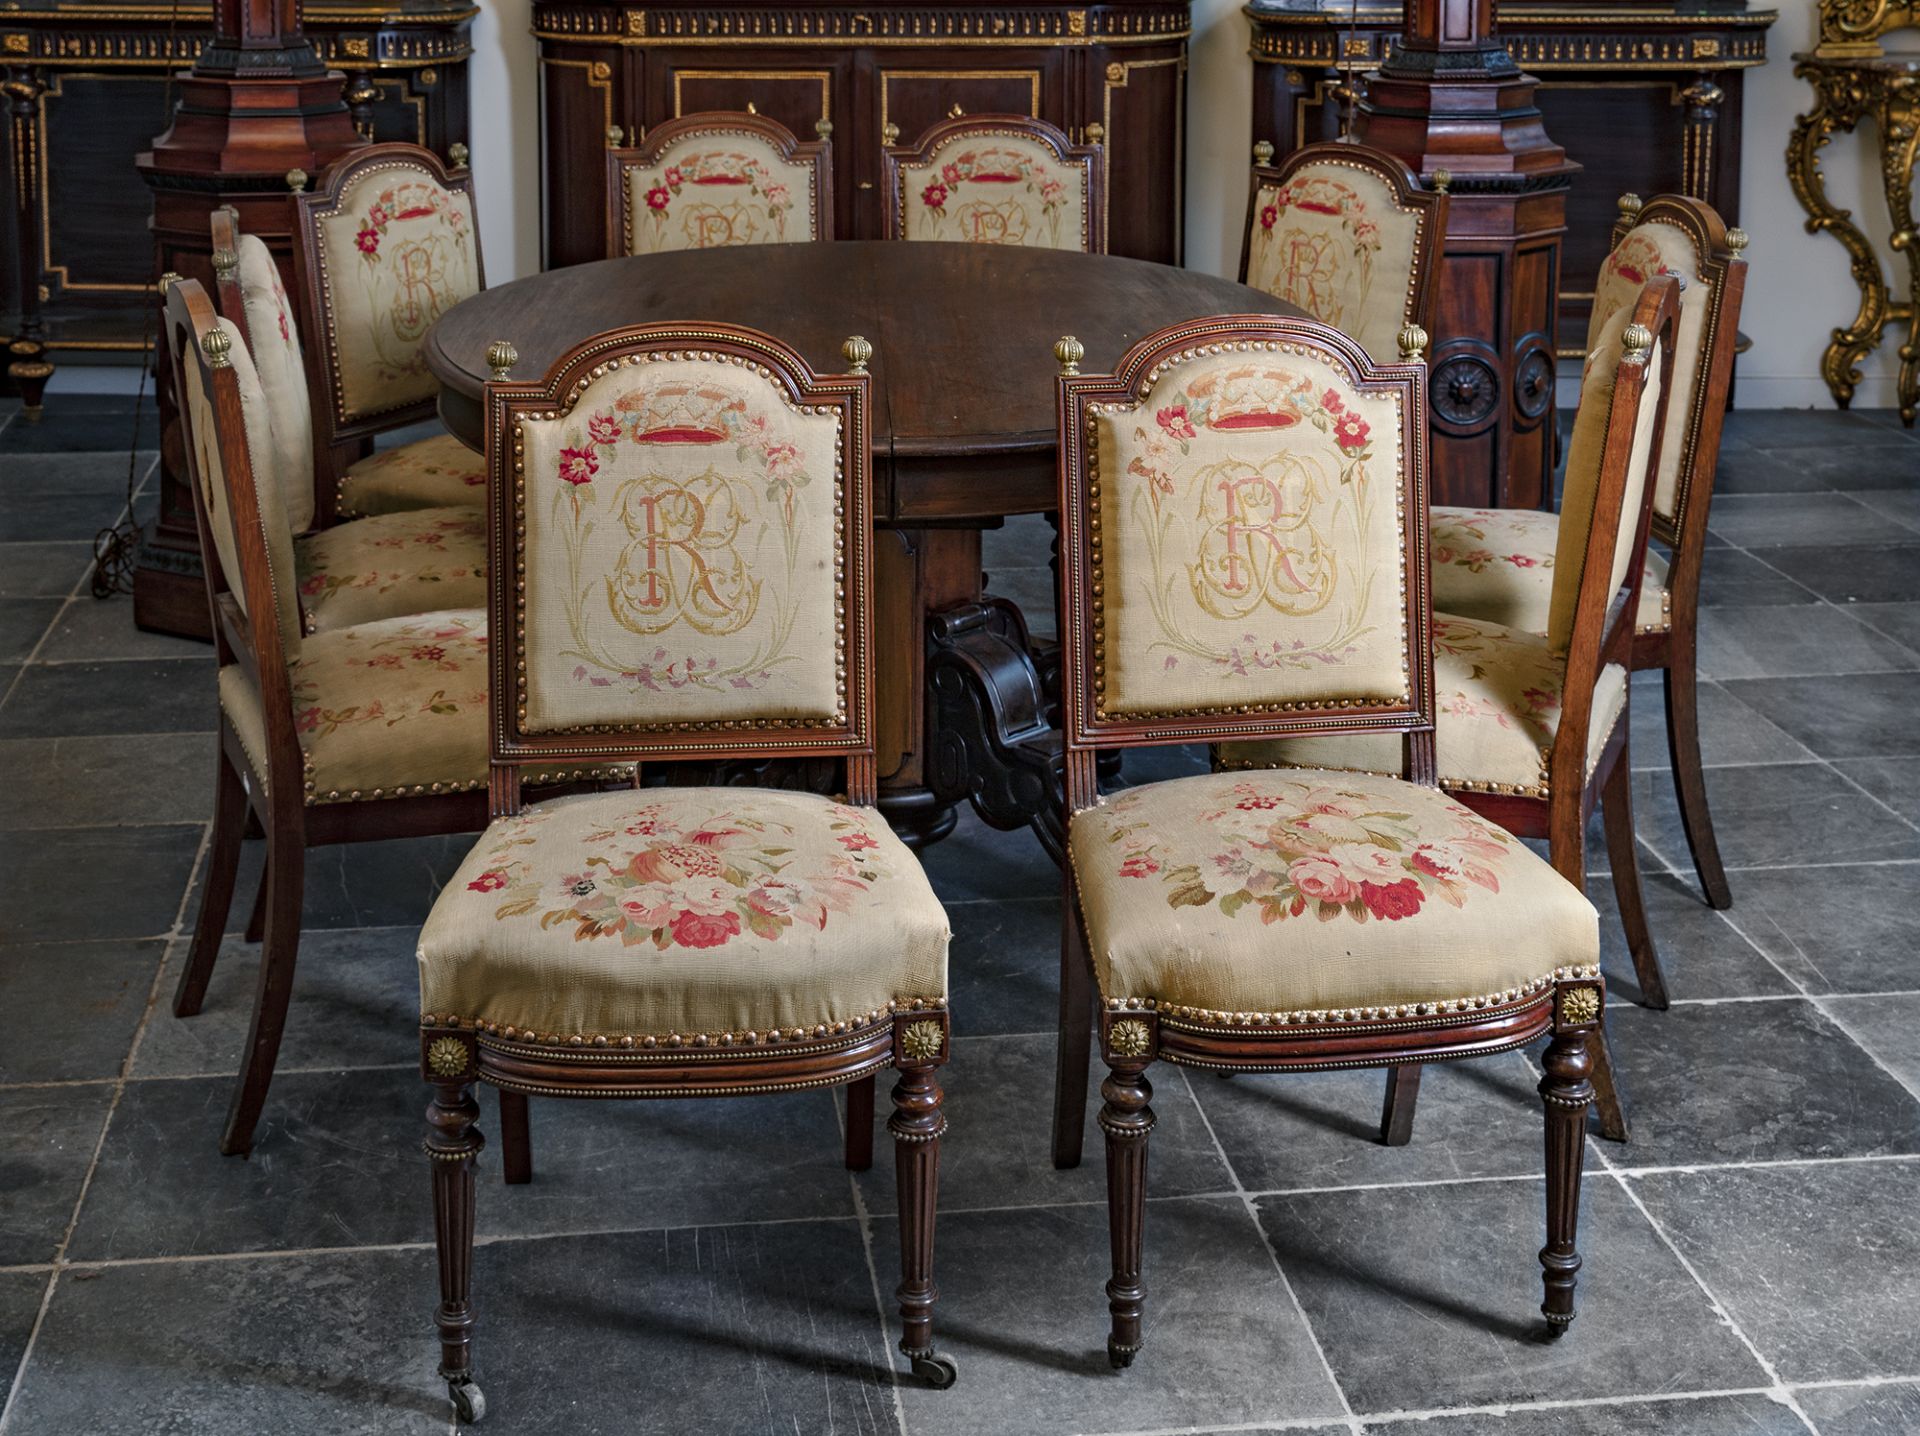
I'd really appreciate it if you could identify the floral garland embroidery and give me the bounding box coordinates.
[1430,510,1554,576]
[638,149,797,251]
[916,143,1075,248]
[289,617,487,736]
[1250,174,1384,332]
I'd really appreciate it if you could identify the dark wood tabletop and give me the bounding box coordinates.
[426,241,1302,522]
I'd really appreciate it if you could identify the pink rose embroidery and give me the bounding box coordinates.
[1260,204,1278,231]
[646,185,672,212]
[838,832,880,852]
[670,908,741,949]
[1506,553,1539,568]
[1288,856,1356,905]
[1119,854,1160,878]
[558,447,598,486]
[1359,879,1424,921]
[355,226,379,257]
[1321,388,1345,415]
[586,412,620,446]
[1157,405,1198,442]
[922,182,949,211]
[467,870,509,893]
[1333,412,1370,452]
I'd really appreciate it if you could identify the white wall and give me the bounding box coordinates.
[465,0,1907,411]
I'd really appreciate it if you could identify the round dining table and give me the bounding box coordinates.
[426,241,1303,854]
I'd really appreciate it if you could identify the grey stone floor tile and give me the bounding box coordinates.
[1697,607,1918,680]
[0,409,157,456]
[0,656,215,737]
[1628,677,1816,771]
[0,450,155,493]
[1799,1381,1920,1434]
[946,894,1057,1037]
[231,830,480,931]
[982,566,1055,639]
[1849,602,1920,654]
[881,1198,1346,1435]
[0,939,163,1083]
[0,598,59,662]
[851,1033,1230,1217]
[1696,547,1824,609]
[37,596,211,662]
[1707,495,1917,551]
[920,808,1057,906]
[0,489,132,543]
[1722,674,1920,758]
[1756,547,1920,605]
[982,512,1053,570]
[1722,867,1920,995]
[1600,1001,1920,1167]
[0,824,203,942]
[1721,410,1912,452]
[1366,1393,1808,1435]
[1832,757,1920,824]
[1631,1159,1920,1384]
[0,1084,113,1266]
[1818,995,1920,1099]
[1258,1176,1769,1413]
[0,542,91,597]
[0,1272,47,1411]
[1850,488,1920,534]
[1635,763,1920,872]
[0,733,213,830]
[1713,447,1845,495]
[1590,871,1797,1006]
[68,1066,855,1260]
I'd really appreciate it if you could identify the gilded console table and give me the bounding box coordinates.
[1787,2,1919,426]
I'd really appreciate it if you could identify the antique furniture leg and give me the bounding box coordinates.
[1602,742,1668,1010]
[174,749,246,1017]
[1539,980,1601,1335]
[1052,879,1095,1168]
[1663,639,1732,910]
[424,1039,485,1425]
[243,864,269,944]
[890,1014,956,1388]
[1588,1026,1630,1143]
[219,828,304,1156]
[497,1090,532,1186]
[1099,1014,1155,1369]
[1379,1064,1422,1147]
[844,1072,875,1172]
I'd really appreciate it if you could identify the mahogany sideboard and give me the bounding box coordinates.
[532,0,1191,270]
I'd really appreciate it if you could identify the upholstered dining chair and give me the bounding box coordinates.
[604,111,834,257]
[1231,277,1684,1145]
[291,142,488,524]
[1240,138,1447,364]
[883,114,1104,252]
[410,323,955,1423]
[209,208,488,636]
[160,278,620,1158]
[1428,194,1749,914]
[1050,313,1609,1369]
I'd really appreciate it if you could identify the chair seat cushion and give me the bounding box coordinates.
[295,507,487,635]
[1069,770,1597,1021]
[337,432,486,518]
[1233,615,1627,798]
[417,788,951,1045]
[1430,506,1670,637]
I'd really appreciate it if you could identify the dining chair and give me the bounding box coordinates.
[883,114,1103,252]
[1050,313,1608,1368]
[604,111,834,258]
[291,142,488,523]
[1240,138,1447,363]
[209,207,488,636]
[160,278,621,1158]
[1231,276,1683,1144]
[412,323,955,1422]
[1428,193,1749,913]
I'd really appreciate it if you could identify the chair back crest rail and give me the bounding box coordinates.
[882,114,1105,254]
[1054,314,1434,815]
[604,111,835,259]
[481,322,877,819]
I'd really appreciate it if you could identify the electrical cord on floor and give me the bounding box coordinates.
[89,352,152,600]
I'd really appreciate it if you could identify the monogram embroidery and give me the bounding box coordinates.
[630,144,803,254]
[1248,174,1383,332]
[336,177,477,409]
[910,140,1081,250]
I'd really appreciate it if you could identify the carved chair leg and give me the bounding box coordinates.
[1602,744,1669,1011]
[1379,1064,1422,1147]
[175,750,246,1019]
[1052,889,1095,1169]
[1100,1029,1154,1370]
[498,1089,532,1186]
[844,1071,875,1172]
[219,835,304,1157]
[1663,659,1732,910]
[1587,1023,1631,1143]
[1538,981,1601,1336]
[426,1067,486,1424]
[243,866,268,945]
[891,1016,955,1388]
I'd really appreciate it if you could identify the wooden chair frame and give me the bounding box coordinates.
[881,113,1105,254]
[1050,313,1608,1368]
[419,323,954,1422]
[603,110,835,259]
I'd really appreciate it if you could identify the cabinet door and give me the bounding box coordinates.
[1093,49,1187,264]
[868,59,1059,236]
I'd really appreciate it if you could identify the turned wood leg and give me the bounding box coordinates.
[1539,981,1601,1335]
[891,1014,955,1387]
[1602,744,1670,1011]
[175,749,246,1018]
[844,1072,875,1172]
[1379,1064,1423,1147]
[1052,887,1095,1169]
[220,834,304,1157]
[1663,659,1732,910]
[425,1049,486,1424]
[1099,1014,1155,1370]
[498,1089,532,1186]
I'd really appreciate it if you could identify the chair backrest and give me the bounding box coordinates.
[482,323,878,815]
[211,209,317,534]
[293,143,484,448]
[1586,193,1747,547]
[1055,315,1434,809]
[1240,140,1446,364]
[883,115,1103,253]
[605,112,833,258]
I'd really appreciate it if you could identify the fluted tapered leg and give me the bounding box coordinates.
[1539,1013,1597,1335]
[890,1019,955,1388]
[1100,1048,1154,1369]
[427,1074,485,1422]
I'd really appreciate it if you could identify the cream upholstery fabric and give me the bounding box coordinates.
[1245,160,1423,362]
[417,788,950,1042]
[219,609,489,803]
[1069,770,1597,1018]
[518,356,845,732]
[622,128,822,254]
[1430,506,1670,636]
[896,129,1092,251]
[1546,309,1663,652]
[234,235,316,533]
[1234,615,1628,796]
[315,164,479,423]
[338,432,487,518]
[1093,347,1409,716]
[1587,220,1710,524]
[295,507,487,634]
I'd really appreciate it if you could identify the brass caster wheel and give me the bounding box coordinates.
[909,1351,958,1389]
[448,1377,486,1423]
[1107,1339,1137,1370]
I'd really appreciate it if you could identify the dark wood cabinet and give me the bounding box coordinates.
[532,0,1190,268]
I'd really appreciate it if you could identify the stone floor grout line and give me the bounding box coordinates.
[1341,1384,1809,1432]
[1175,1066,1363,1435]
[0,1060,422,1092]
[1808,997,1920,1106]
[833,1086,912,1436]
[1820,756,1920,837]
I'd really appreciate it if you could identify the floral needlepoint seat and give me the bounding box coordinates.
[1430,507,1670,637]
[294,506,486,634]
[337,432,487,519]
[418,789,948,1045]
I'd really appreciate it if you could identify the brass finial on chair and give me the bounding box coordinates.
[211,247,238,280]
[815,117,833,141]
[286,168,309,194]
[449,142,469,169]
[842,335,873,375]
[486,340,518,380]
[201,327,233,369]
[1618,192,1644,223]
[1622,322,1653,359]
[1431,169,1452,195]
[1086,121,1105,145]
[1726,227,1749,253]
[605,125,624,148]
[1054,335,1085,376]
[882,122,900,147]
[1253,140,1275,166]
[158,271,183,296]
[1398,324,1429,363]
